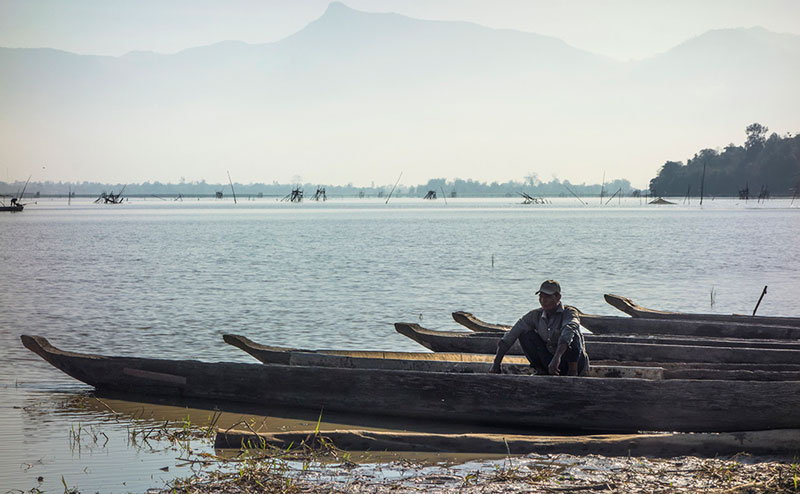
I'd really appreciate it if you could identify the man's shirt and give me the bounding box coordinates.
[499,303,583,354]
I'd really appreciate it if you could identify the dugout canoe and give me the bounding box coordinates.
[21,334,800,432]
[395,323,800,365]
[222,334,663,379]
[582,315,800,340]
[452,311,800,349]
[453,310,800,340]
[605,294,800,328]
[216,428,800,457]
[224,334,800,382]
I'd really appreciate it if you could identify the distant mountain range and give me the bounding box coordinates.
[1,2,799,186]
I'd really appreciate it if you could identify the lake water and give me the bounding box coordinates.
[1,196,798,492]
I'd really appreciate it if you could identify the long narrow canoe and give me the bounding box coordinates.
[582,315,800,340]
[452,311,800,349]
[224,334,800,382]
[222,334,664,379]
[216,428,800,457]
[451,310,511,333]
[453,310,800,340]
[21,334,800,432]
[605,294,800,328]
[395,323,800,365]
[453,311,510,333]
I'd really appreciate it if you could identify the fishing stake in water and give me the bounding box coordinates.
[562,184,586,205]
[753,285,768,316]
[227,171,237,204]
[385,172,403,205]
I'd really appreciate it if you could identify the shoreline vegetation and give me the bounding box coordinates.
[15,395,800,494]
[649,124,800,199]
[160,427,800,494]
[22,394,800,493]
[183,426,798,494]
[162,454,800,494]
[54,413,800,494]
[164,454,800,494]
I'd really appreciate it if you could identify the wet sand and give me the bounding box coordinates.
[161,451,800,493]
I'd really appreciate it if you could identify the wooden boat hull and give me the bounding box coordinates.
[217,428,800,457]
[605,294,800,328]
[222,334,665,380]
[224,334,800,382]
[452,311,509,333]
[582,315,800,340]
[452,311,800,349]
[20,334,800,432]
[453,310,800,340]
[396,323,800,365]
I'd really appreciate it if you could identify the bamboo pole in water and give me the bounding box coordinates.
[700,161,707,205]
[385,172,403,204]
[227,171,237,204]
[753,286,768,316]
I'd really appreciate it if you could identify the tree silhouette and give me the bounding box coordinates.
[648,124,799,197]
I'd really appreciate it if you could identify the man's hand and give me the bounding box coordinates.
[548,355,561,376]
[489,363,502,374]
[549,341,570,376]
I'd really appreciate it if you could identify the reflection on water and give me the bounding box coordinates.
[4,387,198,493]
[1,197,798,491]
[6,387,534,493]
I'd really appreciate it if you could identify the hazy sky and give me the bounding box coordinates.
[2,1,799,187]
[3,0,799,61]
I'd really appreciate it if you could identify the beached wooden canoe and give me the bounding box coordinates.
[452,311,800,349]
[605,294,800,328]
[224,334,800,382]
[452,311,510,332]
[216,428,800,457]
[21,334,800,432]
[222,334,663,379]
[395,323,800,365]
[453,310,800,340]
[582,314,800,340]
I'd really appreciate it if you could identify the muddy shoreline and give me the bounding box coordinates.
[159,427,800,493]
[162,452,800,493]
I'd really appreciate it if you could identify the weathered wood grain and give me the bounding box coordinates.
[605,294,800,328]
[582,315,800,340]
[453,310,800,340]
[222,334,663,379]
[21,334,800,433]
[452,311,800,348]
[215,428,800,457]
[396,323,800,364]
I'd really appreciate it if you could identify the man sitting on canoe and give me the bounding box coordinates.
[490,280,589,376]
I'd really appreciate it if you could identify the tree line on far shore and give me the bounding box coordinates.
[0,177,635,199]
[4,124,797,199]
[649,124,800,198]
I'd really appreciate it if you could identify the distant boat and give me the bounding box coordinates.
[1,199,24,212]
[3,175,31,212]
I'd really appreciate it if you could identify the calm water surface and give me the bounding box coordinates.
[1,197,798,492]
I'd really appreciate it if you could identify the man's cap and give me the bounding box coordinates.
[536,280,561,295]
